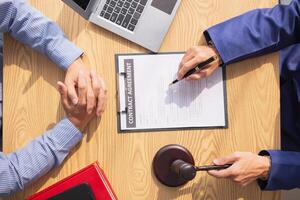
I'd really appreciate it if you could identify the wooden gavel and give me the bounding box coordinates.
[153,144,231,187]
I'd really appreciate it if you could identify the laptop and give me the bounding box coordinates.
[62,0,181,52]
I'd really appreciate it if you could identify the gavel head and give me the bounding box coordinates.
[171,159,197,181]
[152,144,196,187]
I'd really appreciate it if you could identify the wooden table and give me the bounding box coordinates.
[3,0,280,199]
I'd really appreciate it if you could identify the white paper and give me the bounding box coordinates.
[117,53,226,131]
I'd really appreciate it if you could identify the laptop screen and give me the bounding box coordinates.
[72,0,90,10]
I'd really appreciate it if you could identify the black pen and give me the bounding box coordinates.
[170,55,218,85]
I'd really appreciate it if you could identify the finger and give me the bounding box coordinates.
[186,73,203,81]
[241,182,249,187]
[177,58,200,80]
[78,71,87,107]
[96,77,107,116]
[65,80,78,105]
[90,70,101,96]
[207,168,233,178]
[58,81,67,98]
[182,46,197,60]
[241,178,256,187]
[97,89,106,117]
[57,81,71,110]
[179,46,201,69]
[178,53,194,70]
[99,75,107,92]
[85,71,96,113]
[213,153,240,165]
[91,71,107,116]
[198,64,219,78]
[86,85,95,114]
[181,53,194,63]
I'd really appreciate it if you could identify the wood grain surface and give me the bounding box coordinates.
[3,0,280,199]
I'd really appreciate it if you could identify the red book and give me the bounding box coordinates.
[27,162,117,200]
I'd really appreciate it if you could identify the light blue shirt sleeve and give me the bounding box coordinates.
[0,0,83,70]
[0,118,83,197]
[0,0,85,197]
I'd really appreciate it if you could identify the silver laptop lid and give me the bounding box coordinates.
[62,0,99,19]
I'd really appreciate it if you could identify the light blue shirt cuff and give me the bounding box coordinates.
[51,118,83,153]
[49,40,83,70]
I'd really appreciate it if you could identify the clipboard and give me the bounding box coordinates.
[115,52,228,133]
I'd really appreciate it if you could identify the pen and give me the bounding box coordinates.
[195,164,232,171]
[170,55,218,85]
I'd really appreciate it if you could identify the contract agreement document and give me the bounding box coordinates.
[116,53,227,132]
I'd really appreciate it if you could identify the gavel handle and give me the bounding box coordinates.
[195,164,232,171]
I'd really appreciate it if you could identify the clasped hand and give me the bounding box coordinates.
[58,57,107,131]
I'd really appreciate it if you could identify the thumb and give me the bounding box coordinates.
[213,153,239,165]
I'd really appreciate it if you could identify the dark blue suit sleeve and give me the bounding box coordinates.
[257,150,300,190]
[204,0,300,191]
[204,0,300,64]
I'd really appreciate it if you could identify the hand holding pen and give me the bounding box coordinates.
[176,45,222,83]
[171,55,217,85]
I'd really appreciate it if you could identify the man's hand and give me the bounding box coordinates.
[57,71,107,131]
[177,46,221,81]
[65,56,107,116]
[208,152,271,187]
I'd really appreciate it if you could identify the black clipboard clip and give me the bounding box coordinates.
[116,72,127,114]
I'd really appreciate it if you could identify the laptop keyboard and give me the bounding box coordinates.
[100,0,148,32]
